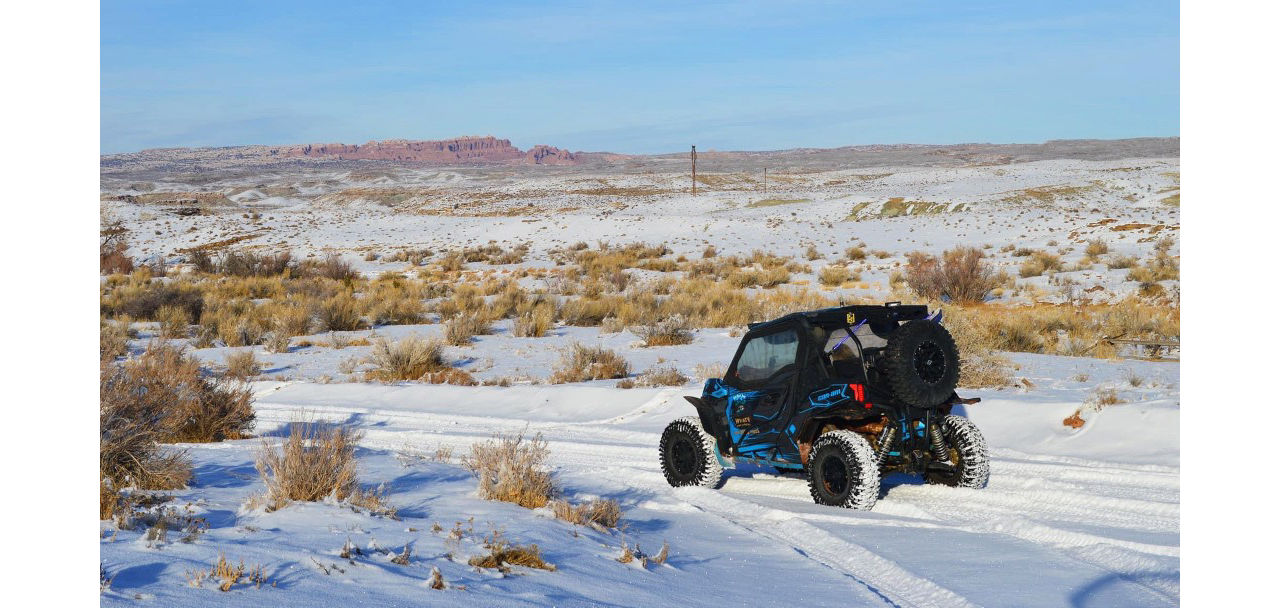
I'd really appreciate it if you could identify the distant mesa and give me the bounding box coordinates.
[273,136,579,165]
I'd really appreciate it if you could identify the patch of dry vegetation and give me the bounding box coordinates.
[462,431,555,509]
[468,530,555,572]
[906,247,1002,304]
[550,343,631,383]
[636,315,694,346]
[551,498,623,529]
[255,422,396,517]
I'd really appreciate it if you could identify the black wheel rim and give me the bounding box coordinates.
[670,436,697,476]
[913,340,946,384]
[820,453,849,496]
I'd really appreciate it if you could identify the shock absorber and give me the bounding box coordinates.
[928,422,950,462]
[875,425,899,465]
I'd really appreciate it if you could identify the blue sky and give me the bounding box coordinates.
[100,1,1178,154]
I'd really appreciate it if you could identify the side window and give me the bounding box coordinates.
[734,330,799,384]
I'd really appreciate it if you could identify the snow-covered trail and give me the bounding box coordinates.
[250,379,1180,608]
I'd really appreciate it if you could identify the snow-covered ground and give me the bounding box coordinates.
[100,150,1179,606]
[102,340,1178,607]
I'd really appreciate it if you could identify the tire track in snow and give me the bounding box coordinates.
[674,487,978,608]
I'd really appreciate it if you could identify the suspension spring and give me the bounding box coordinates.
[927,423,949,462]
[876,425,898,465]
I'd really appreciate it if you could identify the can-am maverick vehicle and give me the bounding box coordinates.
[659,303,989,510]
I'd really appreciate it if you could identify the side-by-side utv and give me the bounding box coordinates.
[659,303,989,510]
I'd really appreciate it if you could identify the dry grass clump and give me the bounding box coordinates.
[365,335,443,380]
[462,431,555,509]
[444,312,492,346]
[637,365,689,387]
[224,349,261,379]
[906,247,1000,304]
[387,247,434,265]
[637,315,694,346]
[297,254,359,281]
[818,265,851,287]
[1084,239,1110,257]
[845,246,867,261]
[256,423,395,516]
[692,362,727,380]
[102,273,205,321]
[101,319,132,361]
[106,342,254,443]
[726,266,790,289]
[468,530,555,572]
[317,293,365,331]
[551,498,622,529]
[550,343,631,383]
[156,305,190,339]
[1018,250,1063,277]
[1127,240,1179,284]
[512,300,556,337]
[941,299,1178,360]
[1106,254,1138,269]
[938,309,1016,388]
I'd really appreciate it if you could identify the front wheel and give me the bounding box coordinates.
[806,430,880,510]
[924,415,990,489]
[659,417,725,488]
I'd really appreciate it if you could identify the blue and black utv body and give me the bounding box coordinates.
[659,303,990,510]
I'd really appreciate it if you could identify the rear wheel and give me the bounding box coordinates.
[806,430,880,510]
[659,417,725,488]
[924,415,990,488]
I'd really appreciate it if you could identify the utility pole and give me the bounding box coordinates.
[691,145,697,196]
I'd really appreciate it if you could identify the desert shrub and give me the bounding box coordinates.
[1107,254,1138,269]
[818,265,850,287]
[905,247,999,304]
[367,288,425,326]
[727,266,790,289]
[298,254,359,281]
[637,365,689,387]
[550,343,631,383]
[512,300,556,337]
[214,250,296,277]
[365,335,446,380]
[444,312,492,346]
[100,214,134,275]
[101,319,131,361]
[1127,249,1179,283]
[224,349,261,379]
[155,306,190,339]
[103,278,205,322]
[637,315,694,346]
[462,431,555,509]
[845,246,867,261]
[1018,251,1063,278]
[551,498,622,529]
[692,362,727,380]
[317,293,364,331]
[100,364,193,517]
[1085,239,1109,257]
[105,342,254,443]
[256,423,362,510]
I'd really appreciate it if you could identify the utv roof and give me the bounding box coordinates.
[747,303,930,331]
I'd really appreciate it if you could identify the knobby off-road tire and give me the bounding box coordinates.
[924,415,990,489]
[659,417,725,489]
[883,320,961,407]
[806,430,881,510]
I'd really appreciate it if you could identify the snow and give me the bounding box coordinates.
[101,350,1179,607]
[101,152,1179,606]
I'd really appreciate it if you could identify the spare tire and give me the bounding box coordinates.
[882,320,960,407]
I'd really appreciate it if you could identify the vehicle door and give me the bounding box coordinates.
[723,325,802,454]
